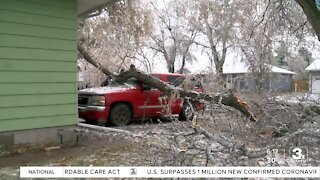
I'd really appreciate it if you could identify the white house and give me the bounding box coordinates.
[306,60,320,94]
[223,59,296,91]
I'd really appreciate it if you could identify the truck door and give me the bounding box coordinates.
[140,84,164,117]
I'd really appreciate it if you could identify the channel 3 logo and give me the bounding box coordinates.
[289,147,308,163]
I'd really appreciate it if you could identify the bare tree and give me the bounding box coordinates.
[240,35,273,94]
[78,0,153,81]
[147,1,198,73]
[231,0,318,94]
[186,0,248,77]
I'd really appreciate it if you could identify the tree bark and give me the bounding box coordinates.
[295,0,320,41]
[116,65,257,121]
[77,44,114,78]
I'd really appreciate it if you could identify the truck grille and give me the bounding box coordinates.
[78,96,89,105]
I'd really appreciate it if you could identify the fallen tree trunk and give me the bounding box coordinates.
[77,44,114,78]
[78,44,256,121]
[116,65,257,121]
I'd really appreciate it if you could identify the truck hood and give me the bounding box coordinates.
[79,85,135,95]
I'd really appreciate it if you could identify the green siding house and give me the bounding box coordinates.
[0,0,114,144]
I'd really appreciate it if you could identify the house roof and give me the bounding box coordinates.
[270,65,297,74]
[223,58,296,75]
[306,60,320,71]
[78,0,118,17]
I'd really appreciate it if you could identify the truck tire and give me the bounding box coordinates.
[179,101,195,121]
[109,103,132,126]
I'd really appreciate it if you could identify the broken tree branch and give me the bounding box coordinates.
[77,44,115,78]
[116,65,257,121]
[78,42,256,121]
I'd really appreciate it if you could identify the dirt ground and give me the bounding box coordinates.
[0,137,107,168]
[0,130,127,178]
[0,120,177,178]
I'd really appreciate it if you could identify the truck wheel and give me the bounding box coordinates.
[109,103,131,126]
[179,102,195,121]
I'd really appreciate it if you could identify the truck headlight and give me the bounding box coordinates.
[90,95,106,106]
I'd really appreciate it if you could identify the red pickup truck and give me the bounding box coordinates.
[78,73,202,126]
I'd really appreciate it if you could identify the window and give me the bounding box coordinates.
[123,78,139,87]
[168,76,185,86]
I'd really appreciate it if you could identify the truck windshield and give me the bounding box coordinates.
[169,76,185,86]
[123,78,139,87]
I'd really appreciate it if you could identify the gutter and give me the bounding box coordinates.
[78,0,119,18]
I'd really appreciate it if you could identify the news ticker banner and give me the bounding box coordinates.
[20,166,320,178]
